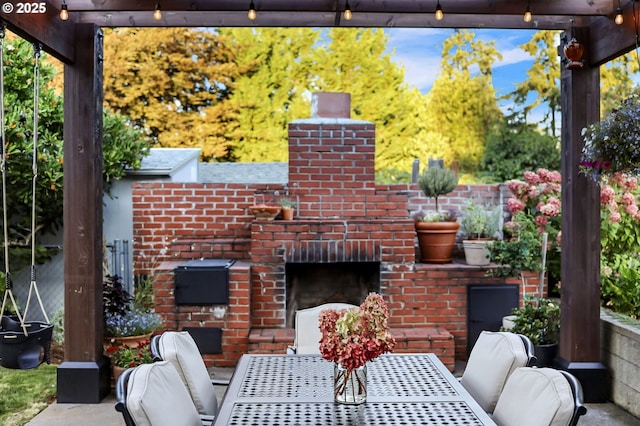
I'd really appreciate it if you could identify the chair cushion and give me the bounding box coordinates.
[126,361,203,426]
[158,331,218,415]
[460,331,529,413]
[492,367,575,426]
[294,303,357,354]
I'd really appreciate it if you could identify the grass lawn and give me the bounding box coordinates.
[0,364,57,426]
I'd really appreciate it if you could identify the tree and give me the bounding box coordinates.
[600,55,639,115]
[425,30,503,173]
[480,119,560,182]
[103,28,244,161]
[220,28,319,162]
[0,36,149,274]
[509,31,561,137]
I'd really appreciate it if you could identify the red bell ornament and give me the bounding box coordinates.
[563,38,584,70]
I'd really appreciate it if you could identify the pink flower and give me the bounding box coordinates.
[626,204,639,216]
[601,185,616,206]
[609,211,622,223]
[524,171,540,184]
[621,192,636,206]
[319,293,395,371]
[507,198,525,214]
[535,215,549,228]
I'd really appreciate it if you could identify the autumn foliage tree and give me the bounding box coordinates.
[103,28,244,161]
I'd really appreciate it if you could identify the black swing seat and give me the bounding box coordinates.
[0,315,54,369]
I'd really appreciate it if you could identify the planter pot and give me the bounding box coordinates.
[415,221,460,264]
[112,365,126,387]
[281,208,295,220]
[103,333,152,352]
[462,239,491,266]
[502,315,517,331]
[249,205,281,220]
[533,342,558,367]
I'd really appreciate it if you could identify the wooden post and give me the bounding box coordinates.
[557,26,608,402]
[56,24,109,403]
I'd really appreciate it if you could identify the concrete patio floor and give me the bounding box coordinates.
[26,365,640,426]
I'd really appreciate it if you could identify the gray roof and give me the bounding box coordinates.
[199,162,288,184]
[127,148,201,176]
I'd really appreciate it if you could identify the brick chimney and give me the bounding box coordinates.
[288,92,376,218]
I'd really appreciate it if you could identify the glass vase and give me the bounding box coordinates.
[333,363,367,404]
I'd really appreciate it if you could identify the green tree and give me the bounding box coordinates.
[0,36,149,275]
[480,119,560,182]
[425,30,503,173]
[600,54,639,115]
[103,28,244,161]
[220,28,319,162]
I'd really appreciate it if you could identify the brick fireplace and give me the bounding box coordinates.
[134,92,533,371]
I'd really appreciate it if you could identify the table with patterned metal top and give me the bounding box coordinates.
[214,353,497,426]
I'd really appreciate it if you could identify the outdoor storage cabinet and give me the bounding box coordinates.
[174,259,235,305]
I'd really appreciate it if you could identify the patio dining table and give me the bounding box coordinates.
[214,353,497,425]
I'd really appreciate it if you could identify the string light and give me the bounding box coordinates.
[59,1,69,21]
[435,0,443,21]
[523,2,532,23]
[248,1,257,20]
[615,0,624,25]
[153,3,162,21]
[344,0,352,21]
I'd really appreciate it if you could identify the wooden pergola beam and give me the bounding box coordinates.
[1,3,75,63]
[589,13,639,66]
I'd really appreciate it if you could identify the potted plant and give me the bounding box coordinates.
[459,199,501,266]
[106,338,154,383]
[580,93,640,181]
[103,275,162,348]
[414,166,460,263]
[502,296,560,367]
[486,211,543,283]
[279,196,296,220]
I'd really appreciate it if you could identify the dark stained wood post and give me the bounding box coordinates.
[557,26,608,402]
[56,24,110,403]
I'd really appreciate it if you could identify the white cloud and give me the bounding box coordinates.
[495,47,533,68]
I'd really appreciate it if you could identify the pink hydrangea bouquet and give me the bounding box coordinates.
[318,293,395,371]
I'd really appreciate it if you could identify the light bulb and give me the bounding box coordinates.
[248,1,257,20]
[344,1,352,20]
[615,8,624,25]
[435,2,443,21]
[523,10,532,23]
[153,4,162,21]
[60,2,69,21]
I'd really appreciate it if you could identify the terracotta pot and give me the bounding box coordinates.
[415,221,460,264]
[103,333,152,352]
[281,208,295,220]
[112,365,127,386]
[249,205,281,220]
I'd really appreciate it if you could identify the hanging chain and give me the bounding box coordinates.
[31,43,40,275]
[22,42,49,324]
[0,22,27,332]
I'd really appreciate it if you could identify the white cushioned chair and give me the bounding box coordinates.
[288,303,357,354]
[492,367,587,426]
[150,331,219,416]
[460,330,536,413]
[114,361,213,426]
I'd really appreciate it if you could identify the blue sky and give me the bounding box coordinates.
[385,28,543,112]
